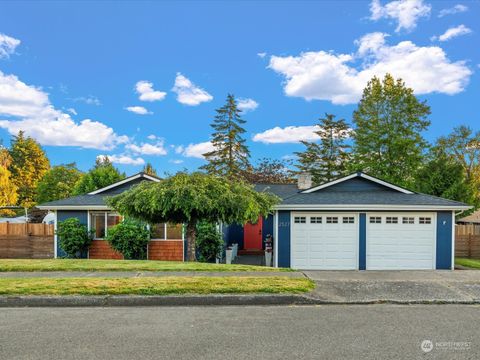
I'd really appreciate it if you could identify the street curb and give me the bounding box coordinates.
[0,294,315,307]
[0,294,479,307]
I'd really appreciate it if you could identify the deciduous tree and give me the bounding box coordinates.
[108,172,279,261]
[242,158,295,184]
[36,163,83,203]
[0,146,18,213]
[8,131,50,207]
[351,74,431,187]
[73,157,125,195]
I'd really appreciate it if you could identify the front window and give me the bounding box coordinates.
[150,223,183,240]
[90,212,123,239]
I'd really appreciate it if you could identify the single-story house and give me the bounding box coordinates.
[38,171,471,270]
[457,210,480,225]
[37,172,185,261]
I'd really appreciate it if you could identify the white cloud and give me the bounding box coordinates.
[71,95,101,106]
[0,71,127,150]
[147,134,157,140]
[438,4,468,17]
[172,73,213,106]
[268,32,471,104]
[169,159,184,164]
[432,25,472,42]
[252,126,318,144]
[125,106,152,115]
[0,33,20,59]
[237,98,259,113]
[257,52,267,58]
[66,108,77,115]
[370,0,431,32]
[98,154,145,166]
[125,141,167,156]
[135,81,166,102]
[180,141,214,158]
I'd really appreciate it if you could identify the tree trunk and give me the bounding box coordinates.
[186,220,197,261]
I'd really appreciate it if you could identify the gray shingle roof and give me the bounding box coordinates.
[38,194,111,207]
[38,174,469,209]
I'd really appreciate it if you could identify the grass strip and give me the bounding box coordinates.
[0,259,291,272]
[0,276,314,296]
[455,257,480,269]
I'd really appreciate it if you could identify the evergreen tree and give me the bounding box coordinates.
[142,162,157,176]
[0,146,18,213]
[36,163,83,203]
[8,131,50,207]
[295,113,351,184]
[201,94,250,179]
[73,156,125,195]
[351,74,430,187]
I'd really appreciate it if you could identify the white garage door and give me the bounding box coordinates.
[291,213,358,270]
[367,213,435,270]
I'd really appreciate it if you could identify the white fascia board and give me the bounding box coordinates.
[301,173,413,194]
[301,173,358,193]
[88,173,160,195]
[36,205,111,211]
[274,204,472,211]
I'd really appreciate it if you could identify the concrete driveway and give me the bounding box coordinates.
[302,270,480,303]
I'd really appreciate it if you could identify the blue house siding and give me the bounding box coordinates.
[277,210,291,268]
[436,211,453,269]
[262,214,274,250]
[56,210,88,258]
[359,213,366,270]
[324,177,397,192]
[222,223,244,249]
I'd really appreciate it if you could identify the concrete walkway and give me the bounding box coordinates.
[303,270,480,304]
[0,271,303,278]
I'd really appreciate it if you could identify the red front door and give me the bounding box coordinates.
[243,217,263,250]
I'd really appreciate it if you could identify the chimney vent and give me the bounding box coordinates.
[297,172,312,190]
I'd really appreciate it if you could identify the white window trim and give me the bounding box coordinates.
[89,211,122,240]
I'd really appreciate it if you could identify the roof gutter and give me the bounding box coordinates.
[36,205,111,211]
[274,204,472,211]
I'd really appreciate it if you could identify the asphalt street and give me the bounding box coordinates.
[0,305,478,359]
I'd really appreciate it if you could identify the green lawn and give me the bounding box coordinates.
[455,258,480,269]
[0,276,313,295]
[0,259,290,272]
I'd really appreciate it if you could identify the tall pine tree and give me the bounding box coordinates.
[8,131,50,208]
[351,74,430,187]
[295,113,351,184]
[201,94,250,179]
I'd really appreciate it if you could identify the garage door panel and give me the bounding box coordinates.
[367,212,435,270]
[291,213,358,270]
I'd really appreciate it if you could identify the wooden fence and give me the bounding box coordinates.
[455,224,480,259]
[0,222,54,259]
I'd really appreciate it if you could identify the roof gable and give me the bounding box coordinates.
[301,172,414,194]
[88,172,161,195]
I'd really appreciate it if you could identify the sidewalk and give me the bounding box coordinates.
[303,270,480,304]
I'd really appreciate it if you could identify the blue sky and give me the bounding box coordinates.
[0,0,478,176]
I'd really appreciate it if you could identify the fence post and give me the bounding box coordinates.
[468,234,472,258]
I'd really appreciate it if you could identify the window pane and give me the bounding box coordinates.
[294,217,306,224]
[107,214,122,228]
[167,223,183,239]
[91,213,105,239]
[151,223,166,239]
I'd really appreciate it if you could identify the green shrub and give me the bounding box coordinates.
[56,218,93,258]
[106,219,150,260]
[196,222,223,263]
